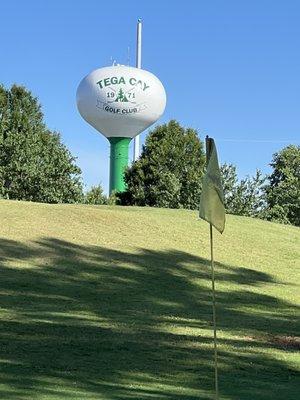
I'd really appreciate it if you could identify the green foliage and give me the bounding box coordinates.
[260,204,291,225]
[264,145,300,226]
[84,185,119,206]
[150,170,181,208]
[107,190,119,206]
[220,163,238,210]
[220,163,266,217]
[119,120,205,209]
[85,184,107,205]
[0,84,83,203]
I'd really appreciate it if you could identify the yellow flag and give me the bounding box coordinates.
[199,138,225,234]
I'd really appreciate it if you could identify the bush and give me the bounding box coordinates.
[84,185,107,205]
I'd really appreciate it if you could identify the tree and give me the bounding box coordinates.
[85,184,107,205]
[115,89,128,102]
[220,163,266,217]
[119,120,206,209]
[0,84,83,203]
[264,145,300,226]
[220,163,238,212]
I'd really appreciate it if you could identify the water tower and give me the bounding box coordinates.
[76,21,166,194]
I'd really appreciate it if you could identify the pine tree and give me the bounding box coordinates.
[115,89,128,102]
[220,163,266,217]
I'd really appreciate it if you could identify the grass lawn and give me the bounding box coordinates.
[0,199,299,399]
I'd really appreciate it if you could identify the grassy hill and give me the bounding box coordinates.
[0,199,299,400]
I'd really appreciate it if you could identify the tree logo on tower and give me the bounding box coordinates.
[114,89,129,102]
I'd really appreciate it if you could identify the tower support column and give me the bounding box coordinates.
[108,137,131,194]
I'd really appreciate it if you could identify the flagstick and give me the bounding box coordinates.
[205,135,219,399]
[210,223,219,400]
[204,135,220,398]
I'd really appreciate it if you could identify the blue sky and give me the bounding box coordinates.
[1,0,299,193]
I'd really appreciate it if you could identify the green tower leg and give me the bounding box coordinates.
[108,137,131,195]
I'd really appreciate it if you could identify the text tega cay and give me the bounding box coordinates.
[96,76,150,91]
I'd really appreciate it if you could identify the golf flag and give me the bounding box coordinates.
[199,137,225,400]
[199,138,225,234]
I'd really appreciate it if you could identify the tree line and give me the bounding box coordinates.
[118,120,299,226]
[0,84,299,226]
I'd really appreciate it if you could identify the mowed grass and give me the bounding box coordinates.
[0,199,299,400]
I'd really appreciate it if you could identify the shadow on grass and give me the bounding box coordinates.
[0,238,299,399]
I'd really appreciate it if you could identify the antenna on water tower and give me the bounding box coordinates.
[127,46,130,66]
[133,18,142,161]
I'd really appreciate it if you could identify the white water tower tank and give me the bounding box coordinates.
[76,64,166,193]
[77,65,166,138]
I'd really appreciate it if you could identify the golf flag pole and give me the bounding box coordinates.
[210,222,219,400]
[200,135,226,400]
[206,136,219,400]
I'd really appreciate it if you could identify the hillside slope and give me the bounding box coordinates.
[0,200,299,400]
